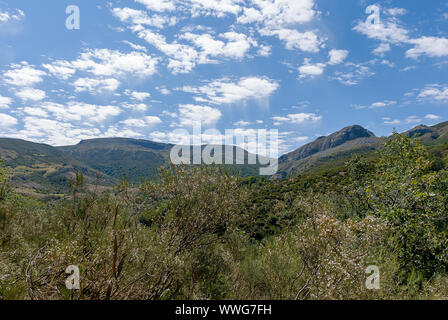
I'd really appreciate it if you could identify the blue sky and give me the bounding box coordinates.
[0,0,447,154]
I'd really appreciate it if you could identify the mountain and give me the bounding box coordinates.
[2,121,448,196]
[58,138,270,182]
[0,137,271,195]
[406,121,448,145]
[0,138,115,198]
[276,125,381,177]
[58,138,173,183]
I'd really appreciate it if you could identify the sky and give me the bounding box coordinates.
[0,0,447,155]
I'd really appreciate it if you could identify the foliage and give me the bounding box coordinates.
[366,133,448,278]
[2,135,448,300]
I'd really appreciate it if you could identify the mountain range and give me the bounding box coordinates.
[1,121,448,198]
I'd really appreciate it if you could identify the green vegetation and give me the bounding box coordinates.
[1,133,448,300]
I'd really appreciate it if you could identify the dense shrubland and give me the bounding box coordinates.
[1,134,448,300]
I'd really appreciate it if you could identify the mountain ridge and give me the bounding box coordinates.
[1,121,448,196]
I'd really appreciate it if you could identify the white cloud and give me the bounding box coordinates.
[406,37,448,59]
[0,95,12,109]
[42,60,76,80]
[238,0,316,27]
[39,101,122,124]
[72,49,159,78]
[0,113,18,127]
[121,116,162,127]
[180,76,279,104]
[386,8,407,16]
[73,78,120,93]
[15,88,46,102]
[353,18,409,44]
[299,59,325,78]
[125,89,151,101]
[272,112,322,125]
[178,104,222,126]
[425,114,440,120]
[234,120,251,126]
[135,0,176,12]
[332,62,375,86]
[0,9,24,23]
[257,44,272,57]
[121,103,148,111]
[356,100,397,109]
[293,136,309,142]
[417,84,448,102]
[328,49,349,65]
[112,7,177,28]
[23,107,49,117]
[383,118,401,125]
[157,86,171,95]
[355,9,448,60]
[261,28,322,52]
[180,31,256,62]
[137,29,199,74]
[122,40,147,52]
[188,0,243,17]
[373,43,391,57]
[238,0,320,51]
[44,49,159,81]
[3,63,46,87]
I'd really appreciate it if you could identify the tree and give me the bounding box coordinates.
[367,133,448,277]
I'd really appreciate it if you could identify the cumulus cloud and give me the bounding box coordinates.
[112,7,177,28]
[0,95,12,109]
[425,114,440,120]
[15,88,46,102]
[44,49,159,81]
[42,60,77,80]
[417,84,448,102]
[385,8,407,16]
[331,62,375,86]
[355,100,397,109]
[73,78,120,93]
[354,7,448,60]
[135,0,176,12]
[0,9,24,23]
[298,59,326,78]
[328,49,349,65]
[113,0,322,73]
[124,90,151,101]
[406,37,448,59]
[3,63,46,87]
[180,76,279,104]
[120,116,162,127]
[177,104,222,126]
[39,101,122,124]
[260,28,322,52]
[0,113,18,127]
[272,112,322,125]
[180,31,257,62]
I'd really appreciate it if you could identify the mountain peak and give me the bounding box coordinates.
[281,125,376,163]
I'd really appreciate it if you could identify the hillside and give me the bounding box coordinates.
[0,138,115,198]
[0,137,271,195]
[276,125,381,177]
[2,121,448,195]
[58,138,173,183]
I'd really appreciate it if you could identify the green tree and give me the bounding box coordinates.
[367,133,448,278]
